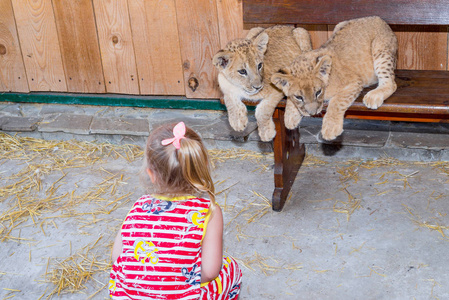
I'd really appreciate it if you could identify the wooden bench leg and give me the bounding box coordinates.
[271,107,305,211]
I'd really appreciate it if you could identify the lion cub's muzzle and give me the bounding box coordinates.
[305,102,324,116]
[245,84,264,95]
[292,100,323,117]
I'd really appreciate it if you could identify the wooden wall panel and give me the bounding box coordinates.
[0,0,28,92]
[53,0,105,93]
[93,0,139,94]
[12,0,67,92]
[128,0,184,95]
[2,2,449,98]
[175,0,221,98]
[216,0,244,48]
[393,25,448,70]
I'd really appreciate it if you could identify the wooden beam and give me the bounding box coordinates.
[243,0,449,25]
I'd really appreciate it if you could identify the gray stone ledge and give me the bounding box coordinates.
[0,116,41,132]
[90,117,149,136]
[1,102,449,161]
[39,114,92,135]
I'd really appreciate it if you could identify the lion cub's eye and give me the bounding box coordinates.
[257,63,263,70]
[315,89,322,98]
[238,69,247,76]
[294,95,304,102]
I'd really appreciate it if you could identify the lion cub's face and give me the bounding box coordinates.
[213,33,269,95]
[271,54,332,116]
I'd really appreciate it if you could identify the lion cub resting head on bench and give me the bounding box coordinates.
[213,25,312,141]
[271,16,398,141]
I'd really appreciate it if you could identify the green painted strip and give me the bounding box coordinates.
[0,92,256,111]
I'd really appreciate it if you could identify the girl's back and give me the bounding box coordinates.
[110,195,211,299]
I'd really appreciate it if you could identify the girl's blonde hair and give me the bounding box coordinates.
[145,123,216,207]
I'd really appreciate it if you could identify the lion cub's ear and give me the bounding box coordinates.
[213,50,233,70]
[253,32,269,54]
[315,55,332,81]
[271,69,292,93]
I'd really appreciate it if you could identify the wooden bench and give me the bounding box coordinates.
[241,0,449,211]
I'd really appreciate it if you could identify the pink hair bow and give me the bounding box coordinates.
[161,122,186,149]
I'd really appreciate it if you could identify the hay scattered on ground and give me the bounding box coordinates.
[208,148,272,172]
[0,133,141,297]
[326,188,362,222]
[41,237,110,298]
[403,204,449,240]
[236,251,303,276]
[0,133,141,243]
[303,155,328,167]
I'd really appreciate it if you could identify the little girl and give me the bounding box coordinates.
[109,122,242,299]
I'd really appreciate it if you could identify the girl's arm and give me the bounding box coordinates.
[111,230,122,262]
[200,205,224,283]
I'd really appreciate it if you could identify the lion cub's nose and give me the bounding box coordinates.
[305,103,321,115]
[252,85,263,91]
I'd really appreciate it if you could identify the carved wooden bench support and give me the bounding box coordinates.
[272,107,305,211]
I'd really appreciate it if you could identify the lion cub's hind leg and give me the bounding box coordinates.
[363,37,398,109]
[246,27,265,40]
[292,27,313,52]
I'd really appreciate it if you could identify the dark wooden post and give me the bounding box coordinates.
[272,107,305,211]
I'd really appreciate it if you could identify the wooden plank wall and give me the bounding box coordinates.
[0,0,28,92]
[0,0,448,99]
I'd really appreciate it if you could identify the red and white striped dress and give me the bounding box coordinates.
[109,195,241,300]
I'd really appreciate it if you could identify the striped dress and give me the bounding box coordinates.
[109,195,242,300]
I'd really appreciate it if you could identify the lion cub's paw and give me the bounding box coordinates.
[258,121,276,142]
[321,118,343,141]
[284,110,302,130]
[363,90,386,109]
[229,114,248,132]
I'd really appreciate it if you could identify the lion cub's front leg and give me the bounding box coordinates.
[284,99,303,130]
[255,93,284,141]
[223,94,248,132]
[321,83,363,140]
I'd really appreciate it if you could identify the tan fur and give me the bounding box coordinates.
[213,25,312,141]
[271,16,398,140]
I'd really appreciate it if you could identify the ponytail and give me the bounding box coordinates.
[177,137,216,209]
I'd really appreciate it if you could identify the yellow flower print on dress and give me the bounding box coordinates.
[186,208,208,229]
[109,279,117,294]
[132,238,159,264]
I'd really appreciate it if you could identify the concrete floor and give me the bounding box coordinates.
[1,130,449,299]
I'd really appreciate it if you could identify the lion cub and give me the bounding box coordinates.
[271,16,398,141]
[213,25,312,141]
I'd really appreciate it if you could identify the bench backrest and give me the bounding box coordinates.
[243,0,449,25]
